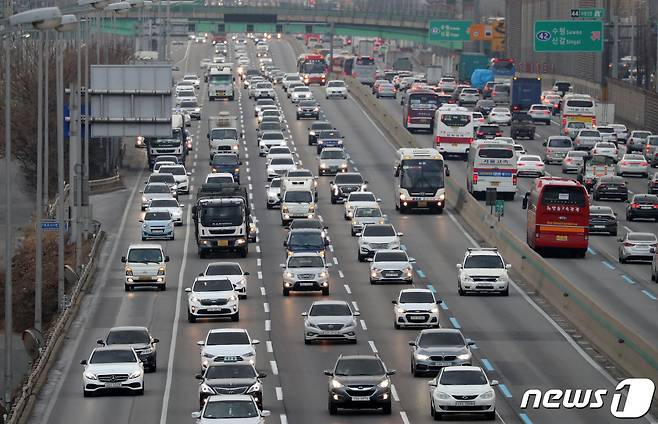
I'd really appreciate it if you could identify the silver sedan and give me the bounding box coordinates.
[302,300,358,344]
[618,232,657,263]
[616,154,649,177]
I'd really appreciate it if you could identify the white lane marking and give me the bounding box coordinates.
[160,207,192,424]
[333,257,338,265]
[193,152,198,159]
[391,384,400,401]
[352,301,359,311]
[270,360,279,375]
[39,167,145,423]
[193,160,197,167]
[280,414,288,424]
[260,287,266,296]
[249,183,253,191]
[265,319,271,331]
[258,271,263,279]
[338,270,344,278]
[256,245,261,253]
[329,244,334,252]
[344,284,351,294]
[400,411,410,424]
[263,302,269,313]
[257,258,262,267]
[266,340,273,352]
[275,387,283,401]
[360,319,368,330]
[368,340,378,353]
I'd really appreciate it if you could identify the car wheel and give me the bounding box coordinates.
[322,287,329,296]
[619,256,626,264]
[433,404,442,420]
[458,282,465,296]
[159,284,166,291]
[358,253,365,262]
[266,203,272,209]
[124,284,131,292]
[136,383,144,396]
[394,321,401,329]
[485,411,496,420]
[149,362,157,373]
[283,287,290,296]
[382,401,392,415]
[187,311,196,323]
[501,287,509,296]
[651,272,656,281]
[627,214,633,221]
[331,196,337,204]
[141,236,146,241]
[231,311,240,322]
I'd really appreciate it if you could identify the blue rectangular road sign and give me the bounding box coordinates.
[42,220,60,231]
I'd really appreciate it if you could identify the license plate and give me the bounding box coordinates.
[594,225,605,229]
[418,201,427,207]
[641,206,651,209]
[556,235,568,241]
[224,356,238,361]
[153,229,163,233]
[299,282,314,286]
[409,315,426,321]
[432,361,452,366]
[104,382,122,388]
[207,306,224,312]
[218,240,229,247]
[455,401,476,407]
[351,396,370,401]
[490,181,500,187]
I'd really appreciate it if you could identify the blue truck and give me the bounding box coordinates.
[510,76,542,112]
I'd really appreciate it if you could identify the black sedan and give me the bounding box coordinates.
[626,194,658,221]
[589,206,618,236]
[591,176,628,201]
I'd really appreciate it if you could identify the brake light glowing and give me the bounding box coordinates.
[631,203,640,209]
[472,173,478,184]
[512,174,518,185]
[623,242,635,247]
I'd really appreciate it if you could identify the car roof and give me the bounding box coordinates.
[465,249,500,256]
[311,299,350,306]
[195,275,233,283]
[400,288,432,294]
[92,345,136,353]
[206,394,255,402]
[108,326,149,333]
[442,365,483,373]
[127,243,163,250]
[289,251,324,258]
[207,261,241,267]
[289,228,323,234]
[420,328,462,335]
[590,205,614,213]
[338,354,380,361]
[208,328,248,334]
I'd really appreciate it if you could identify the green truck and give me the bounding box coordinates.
[455,52,489,84]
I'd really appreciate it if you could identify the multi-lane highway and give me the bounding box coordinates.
[28,37,654,424]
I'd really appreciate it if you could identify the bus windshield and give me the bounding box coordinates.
[302,62,325,74]
[542,186,587,206]
[409,94,439,109]
[441,114,471,127]
[210,74,232,84]
[400,159,444,193]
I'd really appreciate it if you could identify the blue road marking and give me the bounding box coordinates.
[449,317,461,329]
[470,343,478,350]
[426,284,436,293]
[440,300,449,310]
[601,260,615,270]
[481,359,494,371]
[519,413,534,424]
[622,275,636,285]
[587,247,597,255]
[416,269,426,278]
[642,290,657,301]
[498,384,513,398]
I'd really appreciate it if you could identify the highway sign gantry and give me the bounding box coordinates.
[533,20,604,52]
[428,20,471,42]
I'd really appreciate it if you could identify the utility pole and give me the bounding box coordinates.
[75,19,82,270]
[35,30,44,332]
[612,15,619,79]
[57,37,65,312]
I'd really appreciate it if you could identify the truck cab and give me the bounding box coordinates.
[208,66,235,101]
[208,112,241,157]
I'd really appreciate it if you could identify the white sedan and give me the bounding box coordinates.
[616,154,649,177]
[488,107,511,125]
[591,142,619,160]
[182,74,200,89]
[325,80,348,99]
[290,86,313,103]
[147,198,184,225]
[429,366,497,420]
[516,154,545,177]
[81,347,144,396]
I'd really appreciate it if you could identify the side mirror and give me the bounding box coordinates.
[153,338,159,343]
[121,256,127,263]
[445,166,450,177]
[138,219,144,223]
[282,241,288,247]
[377,198,382,202]
[436,299,443,304]
[252,339,260,345]
[466,339,475,346]
[391,300,398,304]
[354,232,362,237]
[96,339,105,345]
[353,311,360,316]
[301,312,308,316]
[542,141,547,146]
[522,193,529,209]
[195,374,204,380]
[408,341,416,346]
[80,359,88,365]
[324,239,330,246]
[191,412,201,419]
[326,263,333,268]
[397,232,404,237]
[165,256,170,262]
[258,372,267,378]
[198,272,204,277]
[651,247,656,254]
[506,264,512,269]
[185,288,192,293]
[386,370,396,376]
[244,271,250,275]
[617,237,623,242]
[456,264,462,269]
[197,340,205,346]
[261,411,271,418]
[280,263,286,268]
[324,370,333,376]
[365,257,373,262]
[187,172,192,176]
[490,380,499,386]
[207,133,210,139]
[428,380,437,387]
[409,257,416,262]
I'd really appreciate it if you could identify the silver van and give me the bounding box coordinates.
[543,136,573,164]
[645,135,658,166]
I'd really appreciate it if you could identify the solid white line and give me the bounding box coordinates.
[258,271,263,280]
[270,360,279,375]
[263,302,269,313]
[368,340,378,353]
[275,387,283,401]
[329,244,334,252]
[265,320,271,331]
[338,270,344,278]
[266,340,273,352]
[344,284,351,294]
[160,207,192,424]
[360,320,367,331]
[391,384,400,401]
[400,411,410,424]
[260,287,266,296]
[39,167,145,423]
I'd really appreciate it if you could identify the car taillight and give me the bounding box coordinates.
[620,161,629,166]
[472,173,478,184]
[631,203,640,209]
[598,185,607,189]
[476,131,484,136]
[407,115,412,124]
[518,162,525,166]
[623,242,635,247]
[654,204,658,209]
[496,131,502,136]
[512,174,518,185]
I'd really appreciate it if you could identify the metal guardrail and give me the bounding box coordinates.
[89,174,122,194]
[7,224,106,424]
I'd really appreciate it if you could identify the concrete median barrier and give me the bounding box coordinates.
[345,76,658,393]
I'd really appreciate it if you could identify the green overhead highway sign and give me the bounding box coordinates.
[428,20,471,42]
[534,20,603,52]
[570,8,605,19]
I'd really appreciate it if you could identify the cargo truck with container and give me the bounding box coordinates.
[426,65,443,86]
[510,77,542,112]
[207,112,242,157]
[455,52,489,84]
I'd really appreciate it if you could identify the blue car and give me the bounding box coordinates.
[140,211,175,241]
[210,153,241,183]
[316,129,344,154]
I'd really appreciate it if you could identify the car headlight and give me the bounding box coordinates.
[125,267,133,276]
[439,193,445,201]
[457,353,471,361]
[84,371,97,380]
[319,271,328,278]
[308,205,315,213]
[128,369,143,379]
[157,267,166,276]
[320,163,327,168]
[340,163,347,168]
[307,321,319,329]
[142,196,148,203]
[247,382,262,393]
[141,346,154,355]
[480,390,495,400]
[431,305,440,313]
[462,275,473,282]
[415,353,430,361]
[395,306,406,314]
[378,379,390,389]
[282,206,289,213]
[229,294,239,302]
[309,131,315,136]
[285,271,294,279]
[202,352,214,359]
[297,107,302,112]
[331,379,344,389]
[314,107,319,112]
[200,383,215,394]
[436,391,451,400]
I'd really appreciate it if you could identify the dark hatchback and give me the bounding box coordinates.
[475,124,503,140]
[296,100,321,120]
[589,206,618,236]
[591,176,628,201]
[316,129,345,154]
[325,355,395,415]
[330,172,367,203]
[210,153,241,183]
[98,326,159,372]
[626,194,658,221]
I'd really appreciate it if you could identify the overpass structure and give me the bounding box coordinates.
[105,3,459,45]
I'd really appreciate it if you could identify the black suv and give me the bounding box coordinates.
[330,172,367,204]
[325,355,395,415]
[510,112,536,140]
[296,100,321,120]
[475,124,502,140]
[98,326,159,372]
[195,361,266,409]
[308,121,334,145]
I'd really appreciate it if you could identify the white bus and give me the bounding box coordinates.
[561,94,596,129]
[394,148,447,214]
[466,139,517,199]
[434,105,474,159]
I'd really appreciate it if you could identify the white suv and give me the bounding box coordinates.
[456,248,510,296]
[281,190,316,225]
[197,329,259,370]
[357,224,402,262]
[325,80,348,99]
[392,288,441,329]
[186,277,240,323]
[121,244,169,292]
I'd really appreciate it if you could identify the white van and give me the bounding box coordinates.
[281,190,316,225]
[121,244,170,292]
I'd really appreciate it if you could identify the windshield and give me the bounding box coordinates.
[335,358,385,376]
[269,179,281,188]
[418,332,465,348]
[212,155,239,166]
[209,74,232,84]
[206,263,242,275]
[589,156,616,166]
[205,364,256,379]
[479,148,513,159]
[207,332,249,345]
[159,167,185,176]
[193,279,233,292]
[90,349,137,364]
[441,114,470,127]
[317,130,341,139]
[127,248,162,263]
[260,123,281,131]
[293,87,311,93]
[180,100,198,108]
[400,159,444,192]
[566,99,593,108]
[440,369,487,385]
[335,174,363,185]
[144,184,170,194]
[362,225,395,237]
[328,81,345,87]
[262,133,284,140]
[321,150,346,159]
[151,139,180,147]
[309,303,351,316]
[400,291,434,303]
[200,204,243,227]
[285,191,312,203]
[548,138,572,148]
[375,251,408,262]
[302,62,325,73]
[464,255,503,268]
[409,94,439,108]
[210,129,238,140]
[628,233,657,242]
[106,330,149,345]
[288,256,324,268]
[634,131,651,138]
[271,158,294,165]
[149,199,178,208]
[349,193,376,202]
[288,232,323,248]
[256,83,272,89]
[144,211,171,221]
[206,176,233,185]
[580,131,599,137]
[150,174,175,184]
[312,123,333,131]
[288,170,312,177]
[203,400,258,419]
[354,207,382,218]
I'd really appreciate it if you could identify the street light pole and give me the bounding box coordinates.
[35,30,44,332]
[56,32,65,311]
[4,33,14,412]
